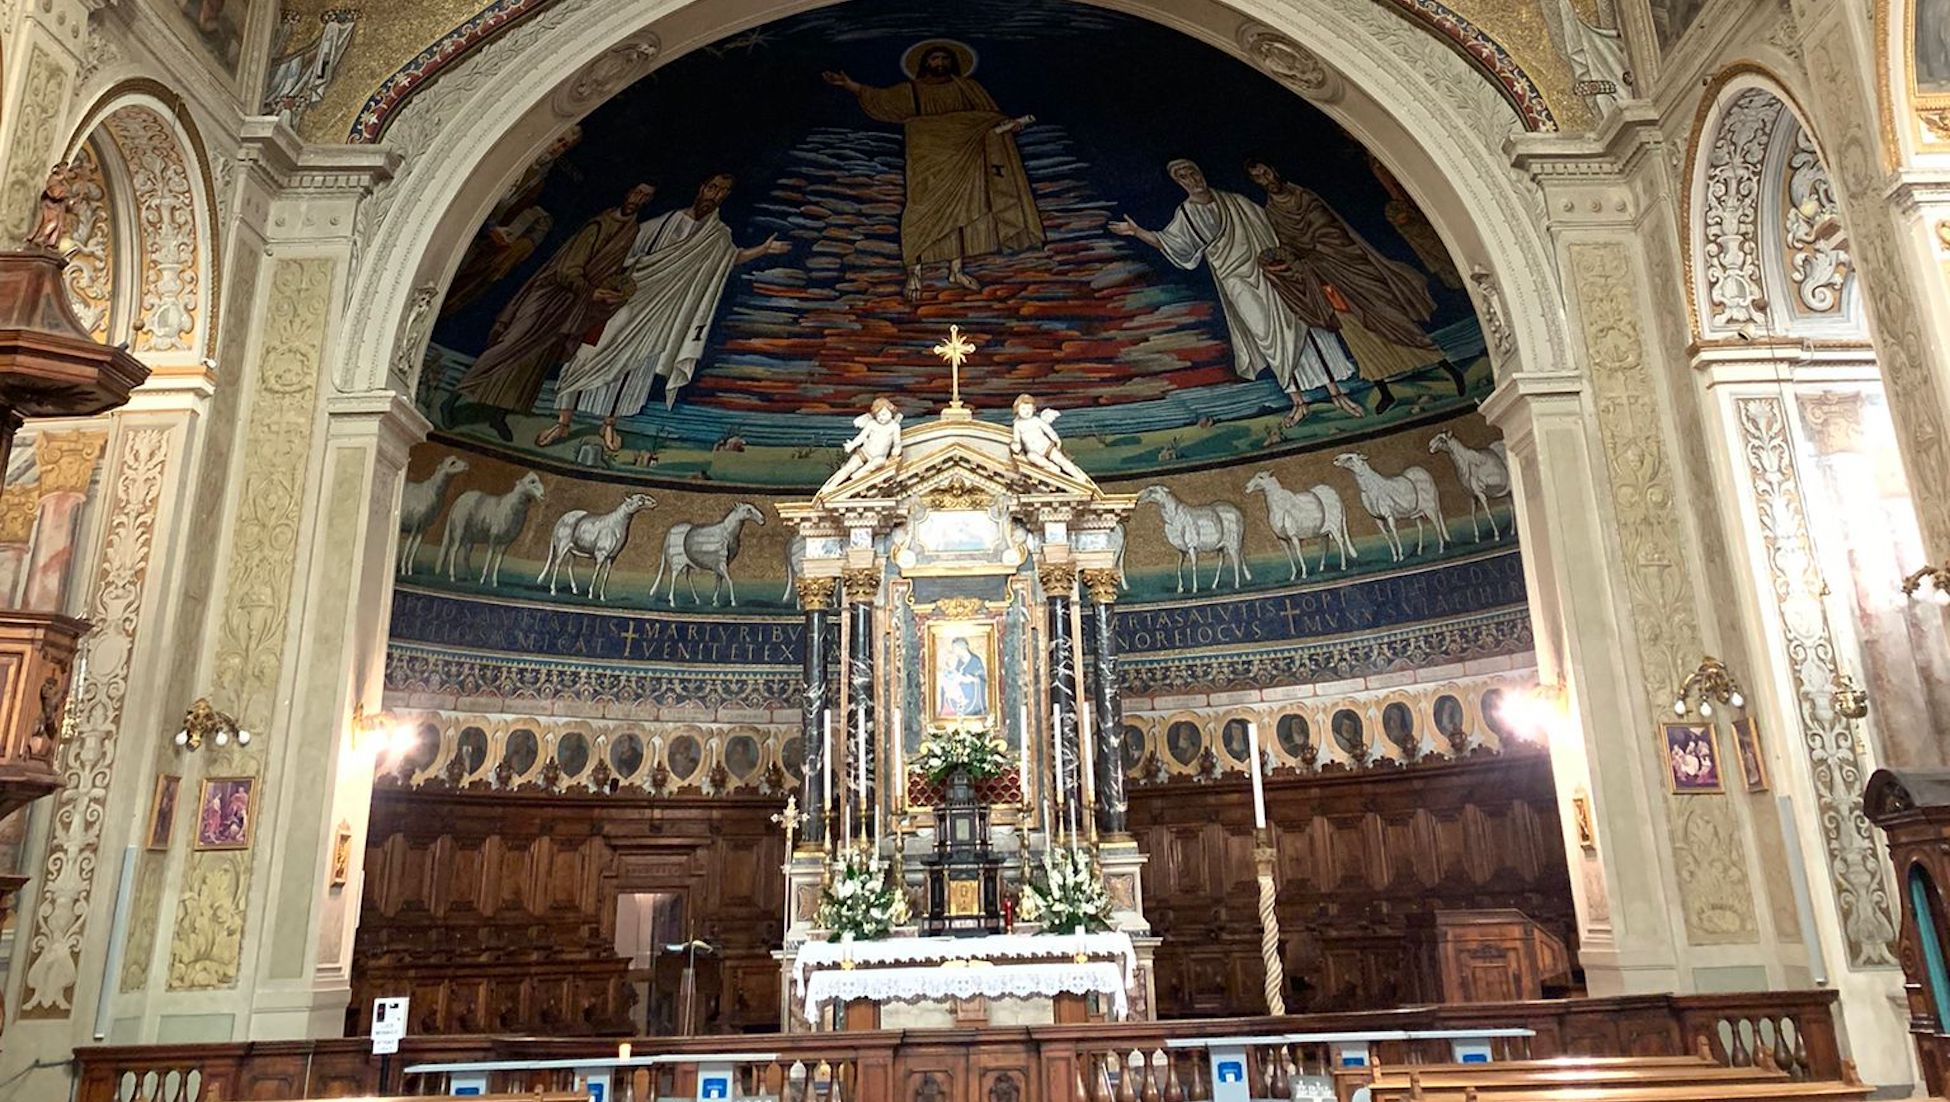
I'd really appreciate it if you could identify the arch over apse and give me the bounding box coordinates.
[1686,68,1865,345]
[62,82,219,369]
[337,0,1571,403]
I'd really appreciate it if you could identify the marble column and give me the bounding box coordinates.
[841,566,878,842]
[797,577,836,848]
[1082,569,1126,837]
[1040,562,1082,838]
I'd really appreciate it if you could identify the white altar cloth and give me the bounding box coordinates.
[792,932,1137,988]
[802,960,1129,1019]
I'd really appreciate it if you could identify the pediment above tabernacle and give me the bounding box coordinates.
[816,407,1101,507]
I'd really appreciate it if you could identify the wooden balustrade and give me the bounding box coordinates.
[71,991,1844,1101]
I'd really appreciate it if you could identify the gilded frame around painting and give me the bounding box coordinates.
[924,618,999,728]
[1660,721,1725,794]
[1730,715,1769,793]
[146,774,181,851]
[193,775,258,851]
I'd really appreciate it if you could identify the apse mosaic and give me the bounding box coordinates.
[418,0,1489,488]
[391,0,1529,690]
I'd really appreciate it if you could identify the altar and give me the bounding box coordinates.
[770,337,1156,1031]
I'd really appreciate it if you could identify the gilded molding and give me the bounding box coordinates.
[1733,397,1898,967]
[169,258,334,991]
[1569,241,1760,944]
[19,429,172,1017]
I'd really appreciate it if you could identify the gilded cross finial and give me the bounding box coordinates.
[771,794,806,853]
[931,324,977,408]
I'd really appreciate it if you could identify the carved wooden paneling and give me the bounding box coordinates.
[1129,749,1574,1018]
[354,787,788,1036]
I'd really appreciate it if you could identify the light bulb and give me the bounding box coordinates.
[1672,699,1687,717]
[174,729,188,747]
[1698,700,1713,718]
[1933,588,1949,607]
[215,729,229,747]
[238,729,252,746]
[1729,691,1744,708]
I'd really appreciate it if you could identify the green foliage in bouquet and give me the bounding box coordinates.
[909,728,1010,783]
[1020,844,1115,935]
[815,846,909,940]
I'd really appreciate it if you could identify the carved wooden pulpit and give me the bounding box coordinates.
[0,245,148,1040]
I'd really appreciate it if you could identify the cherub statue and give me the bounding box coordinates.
[1009,394,1087,482]
[26,161,74,251]
[826,397,903,488]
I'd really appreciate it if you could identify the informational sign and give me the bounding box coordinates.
[697,1061,735,1100]
[370,996,408,1056]
[449,1072,488,1096]
[1451,1038,1494,1064]
[1331,1040,1371,1068]
[1208,1045,1250,1102]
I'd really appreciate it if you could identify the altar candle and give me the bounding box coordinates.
[1051,703,1066,838]
[892,707,903,794]
[856,708,868,805]
[1247,719,1267,830]
[822,709,834,821]
[617,1042,632,1062]
[1018,703,1031,795]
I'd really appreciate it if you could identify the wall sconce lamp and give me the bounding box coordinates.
[1672,656,1745,718]
[352,702,417,759]
[1902,562,1950,606]
[173,698,250,751]
[1830,667,1870,720]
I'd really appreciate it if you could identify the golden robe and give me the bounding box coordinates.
[852,75,1045,267]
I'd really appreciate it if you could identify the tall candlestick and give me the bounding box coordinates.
[822,709,834,840]
[1051,703,1066,841]
[892,707,904,806]
[855,709,867,820]
[1247,719,1267,830]
[1018,702,1031,798]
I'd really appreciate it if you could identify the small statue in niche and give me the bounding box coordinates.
[1009,394,1087,482]
[826,396,903,488]
[26,161,74,251]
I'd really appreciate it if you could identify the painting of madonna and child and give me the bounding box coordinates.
[419,0,1490,489]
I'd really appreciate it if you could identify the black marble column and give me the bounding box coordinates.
[843,567,878,841]
[1041,563,1082,836]
[798,578,836,847]
[1083,569,1128,836]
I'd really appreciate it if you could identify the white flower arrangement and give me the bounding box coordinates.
[910,729,1010,783]
[815,846,909,940]
[1019,844,1115,935]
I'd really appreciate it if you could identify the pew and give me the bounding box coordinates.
[1355,1055,1869,1102]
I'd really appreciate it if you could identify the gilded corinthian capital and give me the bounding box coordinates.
[841,566,880,602]
[1081,569,1120,604]
[797,576,837,611]
[1037,561,1077,595]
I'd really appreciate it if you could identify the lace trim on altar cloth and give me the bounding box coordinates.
[801,961,1130,1019]
[791,931,1137,987]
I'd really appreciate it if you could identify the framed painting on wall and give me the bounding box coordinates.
[193,775,257,850]
[925,619,998,726]
[1661,722,1724,794]
[146,774,182,851]
[1730,715,1768,792]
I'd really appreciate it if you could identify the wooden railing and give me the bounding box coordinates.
[73,991,1844,1102]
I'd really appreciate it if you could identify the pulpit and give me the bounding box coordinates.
[921,770,1004,936]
